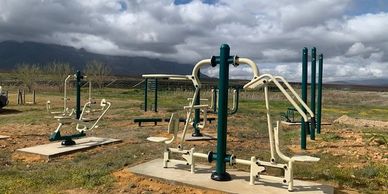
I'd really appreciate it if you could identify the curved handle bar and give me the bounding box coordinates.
[250,73,310,122]
[234,58,260,89]
[191,59,211,88]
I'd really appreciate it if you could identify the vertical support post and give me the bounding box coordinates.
[310,47,316,140]
[23,89,25,104]
[211,44,231,181]
[154,78,158,112]
[144,78,148,112]
[33,90,36,104]
[317,54,323,134]
[301,48,308,150]
[76,70,82,119]
[213,87,217,113]
[17,89,21,105]
[192,70,203,137]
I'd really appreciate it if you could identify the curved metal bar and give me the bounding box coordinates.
[273,76,314,118]
[251,74,310,122]
[191,59,212,88]
[142,74,191,80]
[234,58,260,89]
[63,75,72,113]
[179,87,200,148]
[76,99,111,132]
[235,58,260,78]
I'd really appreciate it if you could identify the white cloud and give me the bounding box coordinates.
[0,0,387,82]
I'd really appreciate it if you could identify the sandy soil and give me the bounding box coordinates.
[1,113,387,193]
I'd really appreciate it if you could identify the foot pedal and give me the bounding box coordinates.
[61,139,76,146]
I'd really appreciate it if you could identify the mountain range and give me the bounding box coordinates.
[0,41,193,76]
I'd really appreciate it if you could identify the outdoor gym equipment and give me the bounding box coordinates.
[48,71,111,145]
[141,74,211,137]
[47,72,94,117]
[47,75,74,116]
[17,89,36,105]
[301,47,324,146]
[49,98,111,145]
[209,86,240,115]
[0,86,8,109]
[147,44,319,191]
[281,47,324,149]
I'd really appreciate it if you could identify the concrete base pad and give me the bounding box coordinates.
[17,137,121,159]
[180,133,217,141]
[0,135,9,139]
[129,159,333,194]
[281,121,331,126]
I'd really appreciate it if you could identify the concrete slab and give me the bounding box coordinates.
[129,159,333,194]
[281,121,331,126]
[180,133,217,141]
[17,137,121,159]
[0,135,9,139]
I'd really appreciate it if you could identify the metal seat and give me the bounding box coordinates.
[146,113,179,145]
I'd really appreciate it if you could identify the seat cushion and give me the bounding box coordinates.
[291,155,320,162]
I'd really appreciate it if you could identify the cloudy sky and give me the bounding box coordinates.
[0,0,387,82]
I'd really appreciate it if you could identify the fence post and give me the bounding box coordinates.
[23,89,26,104]
[154,79,158,112]
[33,90,36,104]
[144,78,148,112]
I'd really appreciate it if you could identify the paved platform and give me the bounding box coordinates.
[281,121,331,126]
[129,159,333,194]
[0,135,9,139]
[17,137,121,159]
[180,133,217,141]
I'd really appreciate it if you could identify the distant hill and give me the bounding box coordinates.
[328,79,388,87]
[0,41,194,76]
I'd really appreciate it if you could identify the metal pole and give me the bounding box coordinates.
[192,70,203,137]
[154,78,158,112]
[144,78,148,112]
[33,90,36,104]
[23,89,25,104]
[310,47,316,140]
[213,87,217,113]
[301,48,308,149]
[317,54,323,134]
[76,70,82,119]
[211,44,231,181]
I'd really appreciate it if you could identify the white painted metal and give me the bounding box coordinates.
[142,74,191,80]
[264,85,276,162]
[273,121,320,191]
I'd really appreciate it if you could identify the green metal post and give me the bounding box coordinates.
[310,47,316,140]
[211,44,231,181]
[317,54,323,134]
[213,87,217,113]
[154,79,158,112]
[301,48,308,149]
[192,70,203,137]
[76,70,82,119]
[144,78,148,112]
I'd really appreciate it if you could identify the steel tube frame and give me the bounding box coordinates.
[301,48,308,149]
[317,54,323,134]
[310,47,316,140]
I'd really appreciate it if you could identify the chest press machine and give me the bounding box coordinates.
[147,44,319,191]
